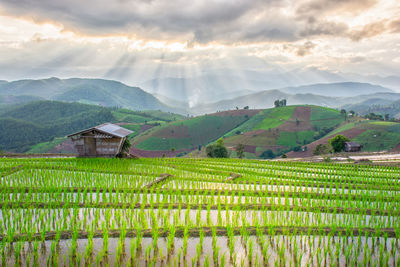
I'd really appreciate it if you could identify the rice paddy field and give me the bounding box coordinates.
[1,157,400,266]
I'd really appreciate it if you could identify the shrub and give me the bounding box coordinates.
[260,149,275,159]
[236,144,245,159]
[206,138,228,158]
[329,135,350,153]
[313,144,329,155]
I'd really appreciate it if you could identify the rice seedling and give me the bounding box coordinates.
[0,157,399,265]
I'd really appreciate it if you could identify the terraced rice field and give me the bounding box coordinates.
[1,157,400,266]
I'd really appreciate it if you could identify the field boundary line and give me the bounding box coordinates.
[3,187,399,202]
[0,201,397,216]
[144,173,172,188]
[1,226,397,242]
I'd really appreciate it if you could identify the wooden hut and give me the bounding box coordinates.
[68,123,133,157]
[345,142,362,152]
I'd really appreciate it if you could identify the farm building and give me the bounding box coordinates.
[68,123,133,157]
[345,142,362,152]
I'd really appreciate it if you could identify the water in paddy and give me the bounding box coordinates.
[2,235,399,266]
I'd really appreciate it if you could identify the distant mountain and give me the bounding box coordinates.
[0,77,178,112]
[141,75,256,105]
[192,83,395,114]
[0,95,43,107]
[280,82,392,97]
[343,97,400,119]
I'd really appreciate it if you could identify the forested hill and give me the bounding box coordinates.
[0,101,115,152]
[0,100,185,152]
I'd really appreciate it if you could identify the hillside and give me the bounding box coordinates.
[131,109,260,157]
[0,101,184,153]
[0,77,179,112]
[222,106,345,158]
[288,120,400,157]
[131,105,346,158]
[0,101,115,152]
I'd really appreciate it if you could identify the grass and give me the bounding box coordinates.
[276,131,315,147]
[135,136,193,151]
[135,114,250,151]
[26,137,67,153]
[353,130,400,151]
[326,122,358,136]
[369,121,398,126]
[224,110,265,137]
[310,106,344,129]
[255,106,295,130]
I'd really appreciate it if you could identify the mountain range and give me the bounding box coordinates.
[0,77,178,112]
[0,77,399,118]
[2,75,400,155]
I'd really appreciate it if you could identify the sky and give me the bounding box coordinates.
[0,0,399,86]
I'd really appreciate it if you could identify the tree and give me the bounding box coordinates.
[206,138,228,158]
[340,109,348,120]
[385,114,390,121]
[329,135,350,153]
[293,146,301,152]
[313,144,329,155]
[236,143,245,159]
[274,99,287,108]
[259,149,275,159]
[243,106,249,110]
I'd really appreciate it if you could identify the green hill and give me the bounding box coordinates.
[0,101,184,153]
[131,105,346,158]
[288,119,400,157]
[0,101,115,152]
[222,105,344,158]
[132,110,260,156]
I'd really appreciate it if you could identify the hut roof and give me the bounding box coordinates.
[67,123,133,138]
[345,142,361,147]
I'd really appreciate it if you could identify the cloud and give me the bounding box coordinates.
[1,0,397,44]
[0,0,291,43]
[296,41,317,56]
[348,20,388,41]
[389,19,400,33]
[295,0,377,19]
